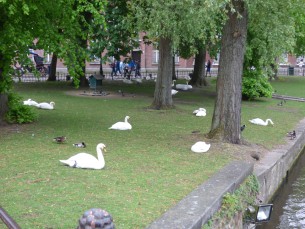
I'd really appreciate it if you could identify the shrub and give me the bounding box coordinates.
[5,93,38,124]
[242,68,273,100]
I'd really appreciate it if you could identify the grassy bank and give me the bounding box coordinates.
[1,76,305,228]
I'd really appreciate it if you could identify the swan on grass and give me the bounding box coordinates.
[59,143,106,169]
[109,116,132,130]
[23,99,38,106]
[191,141,211,153]
[171,89,179,95]
[193,108,206,116]
[174,80,191,91]
[36,102,55,110]
[249,118,274,126]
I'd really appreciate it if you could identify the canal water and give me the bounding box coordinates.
[257,146,305,229]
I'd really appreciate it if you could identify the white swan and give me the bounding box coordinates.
[193,108,206,116]
[171,89,179,95]
[59,143,106,169]
[109,116,132,130]
[186,80,192,89]
[23,99,38,106]
[175,80,192,91]
[36,102,55,110]
[191,141,211,153]
[249,118,274,126]
[196,109,206,117]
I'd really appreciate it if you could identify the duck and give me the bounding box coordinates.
[23,99,38,106]
[53,136,67,143]
[249,118,274,126]
[240,124,246,132]
[109,116,132,130]
[287,130,296,140]
[191,141,211,153]
[36,101,55,110]
[73,142,86,148]
[171,89,179,95]
[59,143,106,169]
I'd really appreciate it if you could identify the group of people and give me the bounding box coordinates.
[110,59,141,79]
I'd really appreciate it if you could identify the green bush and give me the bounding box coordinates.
[5,93,38,124]
[242,69,273,100]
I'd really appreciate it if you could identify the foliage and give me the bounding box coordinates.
[203,175,259,228]
[131,0,224,51]
[245,0,295,70]
[90,0,139,63]
[242,69,273,100]
[5,93,38,124]
[291,0,305,56]
[0,0,107,89]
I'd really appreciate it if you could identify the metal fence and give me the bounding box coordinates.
[11,67,305,83]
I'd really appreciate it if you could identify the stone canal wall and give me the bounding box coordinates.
[254,118,305,203]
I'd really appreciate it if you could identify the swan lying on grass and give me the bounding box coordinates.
[36,102,55,110]
[59,143,106,169]
[191,141,211,153]
[249,118,274,126]
[193,108,207,116]
[23,99,38,106]
[109,116,132,130]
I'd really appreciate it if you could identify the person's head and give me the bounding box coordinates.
[77,208,115,229]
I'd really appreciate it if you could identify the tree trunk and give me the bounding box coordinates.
[99,59,104,76]
[209,0,248,144]
[0,53,9,124]
[151,37,174,109]
[190,47,208,86]
[48,53,58,81]
[79,38,89,87]
[172,55,177,80]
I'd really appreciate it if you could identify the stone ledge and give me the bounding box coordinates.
[254,118,305,202]
[146,161,253,229]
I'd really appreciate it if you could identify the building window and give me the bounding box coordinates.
[152,50,159,64]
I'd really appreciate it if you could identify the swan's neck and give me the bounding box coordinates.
[96,147,105,167]
[266,119,272,124]
[124,117,129,123]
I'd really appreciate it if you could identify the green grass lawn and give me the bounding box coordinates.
[1,76,305,228]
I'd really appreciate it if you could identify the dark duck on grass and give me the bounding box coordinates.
[53,136,67,143]
[73,142,86,148]
[287,130,296,140]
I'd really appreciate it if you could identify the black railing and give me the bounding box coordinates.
[11,67,305,83]
[0,207,21,229]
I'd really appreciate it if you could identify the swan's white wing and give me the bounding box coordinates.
[66,153,97,161]
[109,122,132,130]
[191,141,210,153]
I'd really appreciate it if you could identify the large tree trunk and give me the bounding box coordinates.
[209,0,248,144]
[190,47,208,86]
[48,53,58,81]
[151,37,174,109]
[78,38,89,87]
[0,53,9,124]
